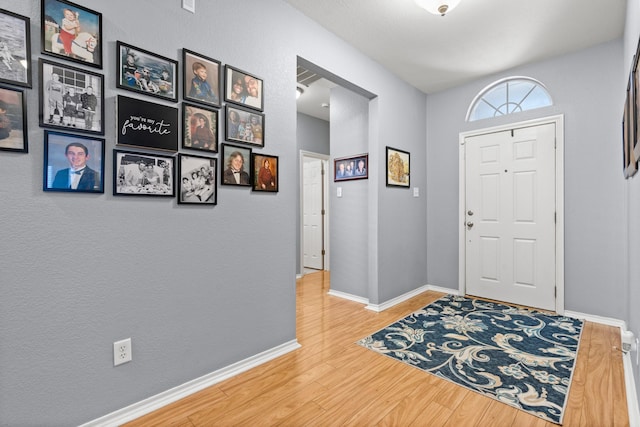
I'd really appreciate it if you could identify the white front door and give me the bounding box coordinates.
[465,123,556,310]
[303,157,324,270]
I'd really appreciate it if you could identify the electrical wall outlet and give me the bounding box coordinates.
[113,338,132,366]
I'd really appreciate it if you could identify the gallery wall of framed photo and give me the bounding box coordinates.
[0,0,279,202]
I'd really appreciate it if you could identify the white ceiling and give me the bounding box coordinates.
[292,0,627,121]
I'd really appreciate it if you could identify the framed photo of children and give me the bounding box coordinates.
[0,9,32,88]
[43,130,104,193]
[183,49,221,108]
[178,154,217,205]
[221,143,251,187]
[386,146,410,188]
[224,65,263,111]
[0,85,27,153]
[38,58,105,135]
[251,153,278,192]
[113,149,175,197]
[334,154,368,182]
[183,102,218,153]
[41,0,102,69]
[225,105,264,147]
[116,41,178,102]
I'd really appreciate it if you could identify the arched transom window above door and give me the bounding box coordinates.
[466,77,553,122]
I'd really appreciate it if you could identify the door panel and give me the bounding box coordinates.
[303,157,323,270]
[465,123,555,310]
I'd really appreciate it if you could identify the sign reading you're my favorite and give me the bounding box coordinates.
[117,95,178,151]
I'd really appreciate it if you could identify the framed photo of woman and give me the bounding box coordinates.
[224,65,263,111]
[251,153,278,192]
[182,102,218,153]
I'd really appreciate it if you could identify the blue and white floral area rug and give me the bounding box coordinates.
[357,295,583,424]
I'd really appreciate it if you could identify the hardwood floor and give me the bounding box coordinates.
[124,271,629,426]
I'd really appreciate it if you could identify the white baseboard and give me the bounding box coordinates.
[365,284,458,312]
[80,340,301,427]
[327,289,369,305]
[564,310,627,329]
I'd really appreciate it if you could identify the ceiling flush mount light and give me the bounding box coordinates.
[296,86,304,99]
[415,0,461,16]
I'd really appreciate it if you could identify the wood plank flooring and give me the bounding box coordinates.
[124,271,629,426]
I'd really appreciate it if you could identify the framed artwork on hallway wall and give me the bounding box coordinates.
[386,146,410,187]
[633,37,640,162]
[251,153,278,192]
[183,49,221,108]
[334,154,368,182]
[624,58,637,179]
[225,104,264,147]
[0,8,32,88]
[41,0,103,69]
[178,154,217,205]
[221,143,251,187]
[0,85,28,153]
[113,149,175,197]
[182,102,218,153]
[224,65,263,111]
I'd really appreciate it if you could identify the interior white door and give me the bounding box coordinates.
[303,157,324,270]
[465,123,556,310]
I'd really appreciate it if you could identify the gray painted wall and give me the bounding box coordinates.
[329,86,369,297]
[624,0,640,407]
[426,39,627,320]
[295,112,329,275]
[1,0,428,425]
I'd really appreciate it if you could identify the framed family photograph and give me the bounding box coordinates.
[251,153,278,192]
[39,58,104,135]
[0,85,28,153]
[183,49,221,108]
[117,41,178,102]
[225,104,264,147]
[113,149,175,197]
[183,102,218,153]
[43,130,104,193]
[221,143,251,187]
[634,40,640,161]
[117,95,178,152]
[334,154,368,182]
[224,65,263,111]
[386,146,410,187]
[178,154,217,205]
[0,8,32,88]
[41,0,102,68]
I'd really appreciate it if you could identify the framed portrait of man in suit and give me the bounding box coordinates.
[43,130,104,193]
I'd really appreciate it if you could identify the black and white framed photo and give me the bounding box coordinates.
[117,95,179,152]
[0,85,28,153]
[224,65,263,111]
[113,149,175,197]
[251,153,278,192]
[39,58,104,135]
[43,130,104,193]
[41,0,102,68]
[386,146,410,188]
[225,104,264,147]
[183,48,221,108]
[0,8,32,88]
[221,143,251,187]
[183,102,218,153]
[178,154,217,205]
[117,41,177,102]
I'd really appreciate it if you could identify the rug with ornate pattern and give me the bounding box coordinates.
[357,294,583,424]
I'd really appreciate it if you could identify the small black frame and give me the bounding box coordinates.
[113,149,176,197]
[0,8,32,87]
[0,84,28,153]
[178,153,217,205]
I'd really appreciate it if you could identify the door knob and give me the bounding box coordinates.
[466,221,474,228]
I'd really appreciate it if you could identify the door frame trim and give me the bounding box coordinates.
[458,114,565,313]
[300,150,330,272]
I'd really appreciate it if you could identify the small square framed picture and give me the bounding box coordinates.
[43,130,104,193]
[39,58,104,135]
[116,41,178,102]
[41,0,102,69]
[113,149,175,197]
[0,8,32,88]
[178,153,217,205]
[0,85,28,153]
[183,49,221,108]
[183,102,218,153]
[225,104,264,147]
[224,65,263,111]
[221,143,251,187]
[386,146,410,188]
[251,153,278,192]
